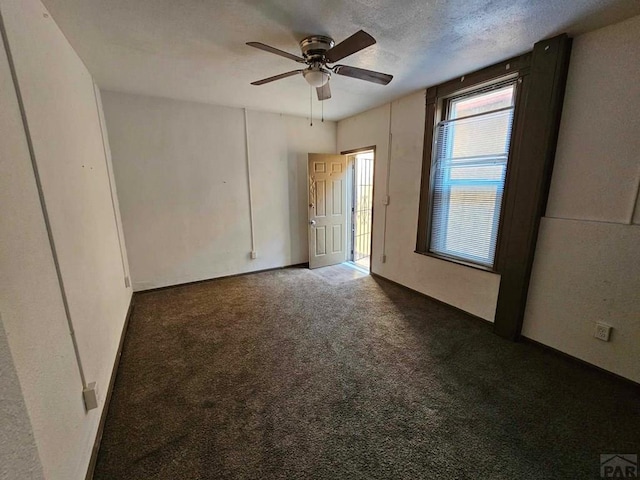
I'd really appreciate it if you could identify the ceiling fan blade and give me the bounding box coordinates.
[246,42,305,63]
[316,82,331,101]
[332,65,393,85]
[325,30,376,63]
[250,70,303,85]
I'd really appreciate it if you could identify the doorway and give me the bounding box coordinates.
[306,149,375,272]
[348,149,374,271]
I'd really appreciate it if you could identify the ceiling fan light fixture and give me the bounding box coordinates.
[303,68,330,88]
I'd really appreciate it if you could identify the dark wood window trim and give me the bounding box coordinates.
[416,53,531,271]
[493,35,572,339]
[416,34,572,340]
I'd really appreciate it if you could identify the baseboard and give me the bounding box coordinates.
[371,273,639,390]
[135,263,310,294]
[370,272,493,328]
[85,296,135,480]
[520,336,640,390]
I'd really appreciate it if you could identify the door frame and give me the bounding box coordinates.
[341,146,376,273]
[307,153,349,269]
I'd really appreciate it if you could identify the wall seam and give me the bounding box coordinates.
[544,215,640,227]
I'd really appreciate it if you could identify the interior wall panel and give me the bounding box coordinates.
[545,15,640,224]
[0,0,132,477]
[523,15,640,382]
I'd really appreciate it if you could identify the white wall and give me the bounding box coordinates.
[0,22,45,480]
[338,15,640,382]
[0,0,132,477]
[0,321,43,480]
[337,95,501,321]
[522,15,640,383]
[102,91,336,290]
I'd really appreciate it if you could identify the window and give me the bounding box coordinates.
[429,81,516,268]
[416,36,572,338]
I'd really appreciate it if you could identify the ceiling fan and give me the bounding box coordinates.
[247,30,393,101]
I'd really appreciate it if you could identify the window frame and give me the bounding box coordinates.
[430,79,517,268]
[416,53,532,273]
[415,35,571,340]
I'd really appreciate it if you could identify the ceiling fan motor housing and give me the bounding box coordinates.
[299,35,335,62]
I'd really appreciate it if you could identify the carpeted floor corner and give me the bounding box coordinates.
[94,266,639,480]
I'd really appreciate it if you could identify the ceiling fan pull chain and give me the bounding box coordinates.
[310,84,313,127]
[321,73,324,122]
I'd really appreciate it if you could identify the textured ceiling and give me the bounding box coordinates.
[41,0,640,121]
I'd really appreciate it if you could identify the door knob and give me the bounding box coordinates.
[309,220,316,226]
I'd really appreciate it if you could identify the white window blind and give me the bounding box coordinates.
[429,84,515,267]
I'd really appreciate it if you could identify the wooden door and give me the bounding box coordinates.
[308,153,347,269]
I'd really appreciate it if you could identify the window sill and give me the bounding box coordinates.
[414,250,498,274]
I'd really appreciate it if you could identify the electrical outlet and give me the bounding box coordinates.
[83,382,99,411]
[594,322,612,342]
[250,251,257,260]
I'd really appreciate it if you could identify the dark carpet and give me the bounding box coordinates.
[94,266,639,480]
